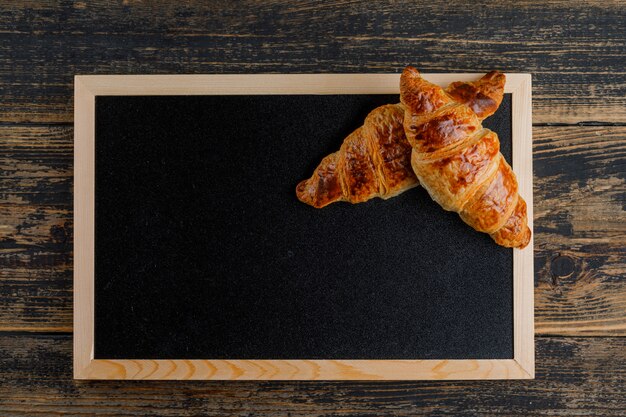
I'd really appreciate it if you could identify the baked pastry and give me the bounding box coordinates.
[296,103,414,208]
[400,66,531,248]
[296,76,507,208]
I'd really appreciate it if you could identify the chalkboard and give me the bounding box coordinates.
[74,74,534,380]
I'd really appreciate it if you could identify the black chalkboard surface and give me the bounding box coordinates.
[93,93,513,360]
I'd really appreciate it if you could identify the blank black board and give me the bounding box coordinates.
[94,93,513,360]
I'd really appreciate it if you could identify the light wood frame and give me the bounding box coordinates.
[74,73,534,380]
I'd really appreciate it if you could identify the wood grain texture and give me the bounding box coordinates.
[511,75,534,373]
[534,126,626,335]
[1,0,625,124]
[0,126,72,332]
[0,335,624,416]
[80,359,531,381]
[73,76,94,376]
[0,124,624,336]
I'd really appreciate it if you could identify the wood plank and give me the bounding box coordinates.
[0,334,624,415]
[1,0,625,124]
[0,125,624,336]
[0,125,72,332]
[534,126,626,335]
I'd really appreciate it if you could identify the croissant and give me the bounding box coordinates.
[400,66,531,248]
[296,103,414,208]
[296,75,506,208]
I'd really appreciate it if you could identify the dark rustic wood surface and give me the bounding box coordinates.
[0,0,625,415]
[1,0,625,124]
[1,335,624,416]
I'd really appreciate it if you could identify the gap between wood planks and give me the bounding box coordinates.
[0,330,72,337]
[535,122,626,127]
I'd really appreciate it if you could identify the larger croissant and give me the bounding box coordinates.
[296,74,506,208]
[401,66,531,248]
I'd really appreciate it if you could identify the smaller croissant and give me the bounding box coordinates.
[296,103,415,208]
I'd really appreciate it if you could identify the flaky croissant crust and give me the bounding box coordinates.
[296,103,416,208]
[401,66,531,248]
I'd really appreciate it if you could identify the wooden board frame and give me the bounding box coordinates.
[74,73,534,380]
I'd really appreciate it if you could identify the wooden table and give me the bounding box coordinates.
[1,1,624,415]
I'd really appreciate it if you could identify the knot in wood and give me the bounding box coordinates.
[551,255,575,278]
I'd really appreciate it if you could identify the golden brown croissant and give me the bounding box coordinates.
[400,66,531,248]
[296,103,415,208]
[296,76,507,208]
